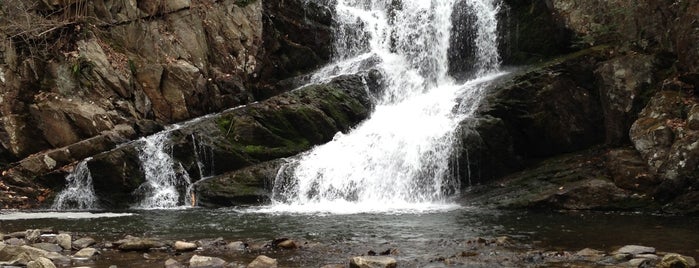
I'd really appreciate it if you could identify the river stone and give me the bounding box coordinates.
[7,231,27,238]
[189,255,227,268]
[44,252,71,263]
[165,258,185,268]
[225,241,246,251]
[350,256,397,268]
[629,258,653,267]
[25,230,42,242]
[321,265,345,268]
[174,241,198,252]
[659,253,695,268]
[73,248,98,258]
[614,245,655,256]
[26,257,56,268]
[55,234,71,250]
[20,245,50,259]
[5,238,26,246]
[248,255,278,268]
[30,243,62,253]
[116,237,164,251]
[72,237,96,249]
[273,238,297,249]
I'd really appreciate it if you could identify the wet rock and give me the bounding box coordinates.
[43,252,70,264]
[225,241,246,251]
[6,231,27,239]
[73,248,99,258]
[165,258,185,268]
[174,241,198,252]
[659,254,696,268]
[25,230,41,243]
[629,258,655,267]
[350,256,397,268]
[614,245,655,256]
[273,238,297,249]
[594,54,656,144]
[115,236,164,251]
[321,265,345,268]
[5,238,26,246]
[30,243,62,253]
[189,254,227,268]
[55,234,71,250]
[248,255,278,268]
[26,257,56,268]
[72,237,96,249]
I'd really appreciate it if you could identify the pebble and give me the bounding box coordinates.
[174,241,198,252]
[248,255,278,268]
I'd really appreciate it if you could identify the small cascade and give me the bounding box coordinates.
[51,159,99,210]
[133,131,193,209]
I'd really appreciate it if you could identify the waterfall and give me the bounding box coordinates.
[268,0,503,213]
[133,132,193,209]
[51,159,99,210]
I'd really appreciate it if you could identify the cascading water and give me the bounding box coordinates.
[51,159,99,210]
[268,0,503,213]
[133,132,193,209]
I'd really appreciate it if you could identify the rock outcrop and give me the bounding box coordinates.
[0,0,333,208]
[461,0,699,214]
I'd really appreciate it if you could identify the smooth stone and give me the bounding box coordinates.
[321,265,345,268]
[116,237,164,251]
[26,257,56,268]
[6,231,27,238]
[44,252,71,263]
[637,254,660,260]
[350,256,397,268]
[189,255,227,268]
[174,241,198,252]
[31,243,63,253]
[275,239,297,249]
[248,255,278,268]
[5,238,26,246]
[20,245,50,259]
[74,248,99,258]
[226,241,246,251]
[165,258,185,268]
[575,248,604,256]
[55,234,71,250]
[72,237,96,249]
[614,245,656,256]
[10,252,32,266]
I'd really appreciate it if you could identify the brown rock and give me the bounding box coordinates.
[248,255,278,268]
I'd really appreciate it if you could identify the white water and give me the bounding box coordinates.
[268,0,503,213]
[133,132,193,209]
[0,212,133,220]
[51,159,99,210]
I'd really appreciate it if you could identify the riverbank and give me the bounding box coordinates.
[0,228,696,267]
[1,208,698,267]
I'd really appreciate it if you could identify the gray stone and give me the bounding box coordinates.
[20,245,50,259]
[189,255,227,268]
[55,234,71,250]
[174,241,198,252]
[165,258,185,268]
[73,248,99,258]
[350,256,397,268]
[44,252,71,263]
[5,238,26,246]
[30,243,62,253]
[629,258,653,267]
[26,257,56,268]
[247,255,277,268]
[614,245,656,256]
[72,237,96,249]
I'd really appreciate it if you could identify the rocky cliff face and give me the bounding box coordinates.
[0,0,334,208]
[463,0,699,214]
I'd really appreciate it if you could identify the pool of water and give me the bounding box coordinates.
[1,206,698,266]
